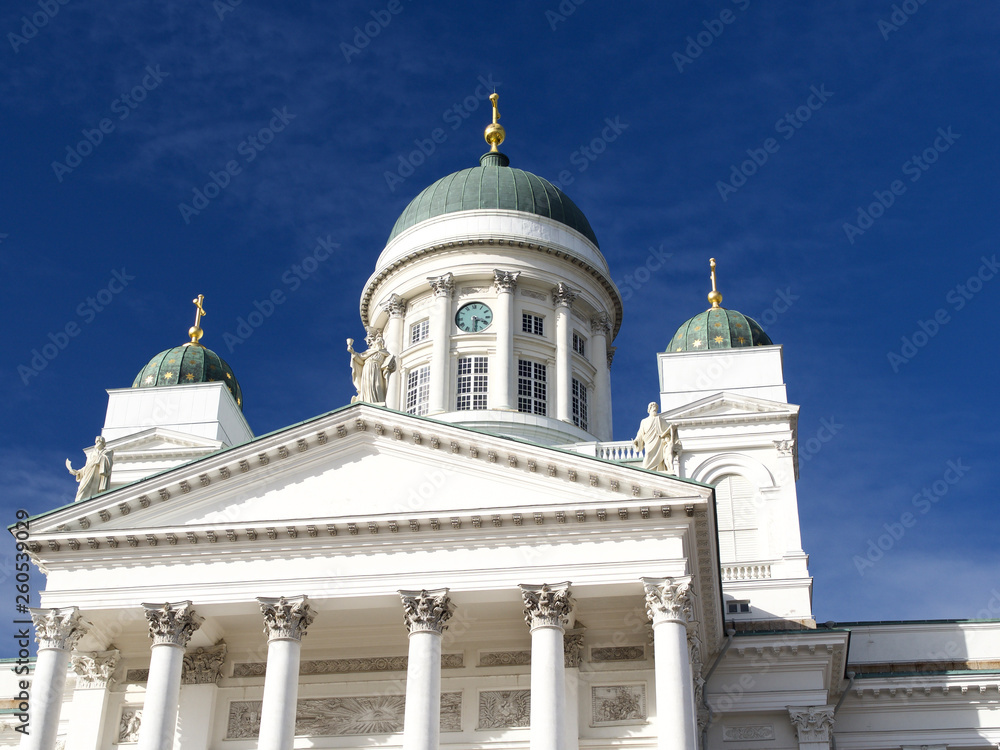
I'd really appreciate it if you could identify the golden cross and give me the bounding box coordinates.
[708,258,723,308]
[490,93,500,124]
[710,258,718,293]
[192,294,207,327]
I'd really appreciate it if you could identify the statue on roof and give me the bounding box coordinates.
[347,329,396,405]
[633,403,679,474]
[66,436,114,502]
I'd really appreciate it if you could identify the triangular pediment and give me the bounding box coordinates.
[105,427,224,455]
[29,404,712,537]
[661,392,799,422]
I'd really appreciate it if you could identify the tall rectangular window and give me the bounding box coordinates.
[409,319,430,344]
[405,366,430,415]
[522,313,544,336]
[456,356,488,410]
[572,332,586,357]
[517,359,547,415]
[572,378,588,431]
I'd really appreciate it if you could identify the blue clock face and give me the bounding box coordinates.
[455,302,493,332]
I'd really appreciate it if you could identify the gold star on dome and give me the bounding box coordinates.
[692,339,704,348]
[714,322,721,327]
[185,373,195,381]
[693,325,701,331]
[738,336,746,343]
[735,323,743,329]
[714,335,723,343]
[675,347,683,351]
[167,358,177,364]
[226,373,232,379]
[143,375,154,384]
[163,372,174,381]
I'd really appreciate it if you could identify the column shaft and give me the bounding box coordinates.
[491,270,518,410]
[530,626,566,750]
[427,275,453,414]
[590,315,612,440]
[137,644,184,750]
[652,620,697,750]
[403,631,442,750]
[383,295,407,411]
[23,647,71,750]
[554,304,571,422]
[257,639,302,750]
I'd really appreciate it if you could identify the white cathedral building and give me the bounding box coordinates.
[5,97,1000,750]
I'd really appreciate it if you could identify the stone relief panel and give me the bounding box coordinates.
[591,685,647,725]
[124,669,149,683]
[479,650,531,667]
[478,689,531,729]
[117,705,142,743]
[226,693,461,738]
[591,646,645,662]
[233,653,462,677]
[723,724,776,741]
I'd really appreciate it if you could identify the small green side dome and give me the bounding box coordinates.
[669,307,773,352]
[388,152,600,248]
[132,343,243,409]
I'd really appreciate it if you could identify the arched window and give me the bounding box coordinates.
[715,474,759,563]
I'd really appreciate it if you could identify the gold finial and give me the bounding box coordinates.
[708,258,723,308]
[187,294,206,345]
[485,92,505,152]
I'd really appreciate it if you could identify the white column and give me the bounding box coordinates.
[399,589,454,750]
[520,582,574,750]
[138,602,203,750]
[590,313,612,441]
[176,642,227,750]
[491,270,519,410]
[787,706,836,750]
[427,273,454,414]
[643,577,698,750]
[22,608,89,750]
[66,650,120,750]
[257,596,315,750]
[382,294,408,411]
[563,628,585,750]
[551,284,578,423]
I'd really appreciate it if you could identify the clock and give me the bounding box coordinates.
[455,302,493,332]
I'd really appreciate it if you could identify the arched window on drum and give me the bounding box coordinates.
[715,474,759,563]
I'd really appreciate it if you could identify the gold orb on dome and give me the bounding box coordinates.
[188,325,204,344]
[708,290,723,308]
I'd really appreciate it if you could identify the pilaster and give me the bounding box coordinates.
[787,706,835,750]
[66,650,119,750]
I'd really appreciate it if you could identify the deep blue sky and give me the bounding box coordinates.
[2,0,998,645]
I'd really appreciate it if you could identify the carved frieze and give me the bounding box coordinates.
[723,724,775,741]
[232,653,463,677]
[592,685,647,724]
[226,692,462,738]
[478,689,530,729]
[479,650,531,667]
[591,646,645,662]
[118,705,142,743]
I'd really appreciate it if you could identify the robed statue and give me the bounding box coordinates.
[633,402,679,474]
[66,436,114,502]
[347,329,396,405]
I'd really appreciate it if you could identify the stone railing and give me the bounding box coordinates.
[721,563,772,581]
[595,441,644,463]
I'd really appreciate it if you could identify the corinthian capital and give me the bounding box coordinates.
[29,607,89,651]
[399,588,454,635]
[382,293,408,318]
[787,706,835,743]
[642,576,694,626]
[590,312,612,336]
[493,269,520,293]
[258,595,315,641]
[551,283,579,307]
[71,649,120,688]
[142,601,203,647]
[520,582,574,631]
[427,273,455,298]
[182,641,228,684]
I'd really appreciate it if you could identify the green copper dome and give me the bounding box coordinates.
[387,152,600,248]
[132,343,243,410]
[669,307,773,352]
